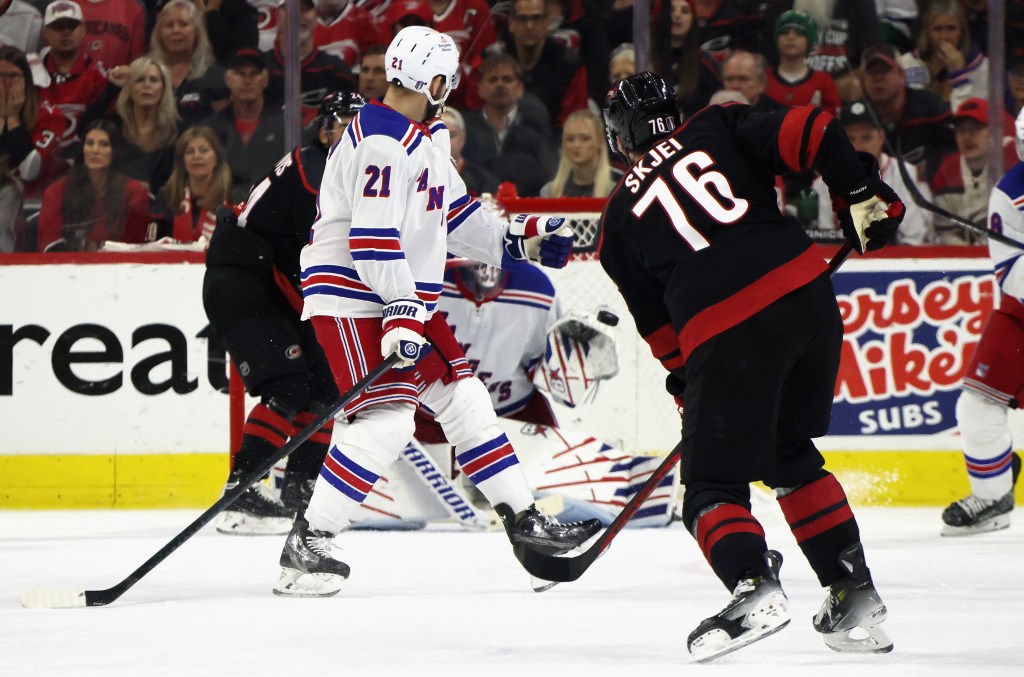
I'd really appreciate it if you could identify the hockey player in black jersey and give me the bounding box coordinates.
[203,92,367,535]
[600,72,906,662]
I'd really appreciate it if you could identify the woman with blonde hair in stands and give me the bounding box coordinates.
[113,55,181,194]
[897,0,987,110]
[150,0,229,125]
[540,109,620,198]
[157,125,232,245]
[36,119,151,252]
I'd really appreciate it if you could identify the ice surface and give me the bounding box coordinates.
[2,506,1022,677]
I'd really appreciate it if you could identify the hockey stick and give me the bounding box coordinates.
[859,98,1024,251]
[20,353,401,609]
[514,243,854,583]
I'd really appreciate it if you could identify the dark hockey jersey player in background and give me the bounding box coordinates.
[599,73,906,662]
[202,92,366,535]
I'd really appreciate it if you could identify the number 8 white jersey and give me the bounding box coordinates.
[988,161,1024,304]
[299,101,510,320]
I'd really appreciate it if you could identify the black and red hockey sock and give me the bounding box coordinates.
[693,503,770,589]
[777,472,861,586]
[284,411,334,480]
[232,403,299,477]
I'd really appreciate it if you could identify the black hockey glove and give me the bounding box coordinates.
[832,152,906,254]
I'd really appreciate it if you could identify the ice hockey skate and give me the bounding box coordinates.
[273,516,351,597]
[687,550,790,663]
[280,475,316,515]
[941,452,1020,536]
[216,477,294,536]
[495,503,601,555]
[813,543,892,654]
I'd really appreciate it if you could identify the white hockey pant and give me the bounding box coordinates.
[422,376,533,514]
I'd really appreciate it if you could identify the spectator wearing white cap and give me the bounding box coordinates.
[39,1,115,150]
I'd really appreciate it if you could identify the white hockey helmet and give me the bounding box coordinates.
[385,26,461,106]
[1016,106,1024,162]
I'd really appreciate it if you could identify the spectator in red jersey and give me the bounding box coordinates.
[790,0,880,104]
[356,44,388,102]
[250,0,280,51]
[721,50,779,113]
[765,10,840,113]
[265,0,356,126]
[651,0,722,116]
[79,0,146,71]
[190,0,260,66]
[37,118,151,251]
[111,55,180,194]
[502,0,587,127]
[203,47,285,202]
[154,124,232,244]
[429,0,498,112]
[930,97,1018,245]
[897,0,988,111]
[150,0,230,127]
[858,42,955,182]
[0,45,67,194]
[313,0,387,69]
[39,1,115,152]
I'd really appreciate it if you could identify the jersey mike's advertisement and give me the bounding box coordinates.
[1,251,1020,507]
[829,260,996,442]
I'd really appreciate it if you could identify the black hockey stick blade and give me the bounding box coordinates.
[515,446,683,582]
[20,353,401,609]
[514,242,856,583]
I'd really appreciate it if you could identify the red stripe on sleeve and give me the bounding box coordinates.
[778,106,815,172]
[802,111,834,168]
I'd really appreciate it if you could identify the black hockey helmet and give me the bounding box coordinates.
[317,91,365,130]
[603,72,680,161]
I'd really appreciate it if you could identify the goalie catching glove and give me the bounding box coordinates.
[832,151,906,254]
[381,298,426,368]
[503,214,575,268]
[536,312,619,407]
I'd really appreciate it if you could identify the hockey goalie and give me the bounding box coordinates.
[341,260,679,531]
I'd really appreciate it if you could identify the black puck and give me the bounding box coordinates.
[596,310,619,326]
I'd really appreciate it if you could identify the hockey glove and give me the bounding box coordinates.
[833,152,906,254]
[502,214,576,269]
[381,298,427,368]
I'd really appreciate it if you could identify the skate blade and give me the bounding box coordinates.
[272,568,346,598]
[530,576,559,593]
[216,511,292,536]
[690,592,791,663]
[940,514,1011,537]
[821,623,893,653]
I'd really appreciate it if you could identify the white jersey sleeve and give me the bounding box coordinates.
[987,163,1024,303]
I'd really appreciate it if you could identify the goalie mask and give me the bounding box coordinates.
[604,71,680,162]
[536,312,619,408]
[454,263,509,303]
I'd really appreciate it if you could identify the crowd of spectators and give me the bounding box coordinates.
[1,0,1022,252]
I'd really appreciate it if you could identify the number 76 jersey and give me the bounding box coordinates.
[599,103,864,370]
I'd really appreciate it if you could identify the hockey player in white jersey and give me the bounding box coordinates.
[941,108,1024,535]
[274,25,601,597]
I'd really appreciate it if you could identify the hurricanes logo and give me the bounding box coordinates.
[285,345,302,359]
[239,362,251,376]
